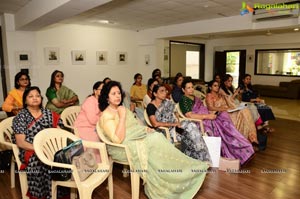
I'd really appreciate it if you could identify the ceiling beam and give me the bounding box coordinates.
[14,0,112,31]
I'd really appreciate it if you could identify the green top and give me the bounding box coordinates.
[179,95,193,114]
[46,85,79,114]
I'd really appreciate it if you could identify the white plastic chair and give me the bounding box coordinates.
[96,123,140,199]
[0,116,29,199]
[175,103,205,134]
[60,106,81,136]
[143,109,175,142]
[33,128,113,199]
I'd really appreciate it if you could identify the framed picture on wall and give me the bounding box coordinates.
[117,52,127,64]
[44,47,60,65]
[96,51,108,65]
[15,51,32,67]
[72,50,86,65]
[145,54,150,65]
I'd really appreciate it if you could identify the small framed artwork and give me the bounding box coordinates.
[15,51,32,67]
[145,54,150,65]
[44,47,60,65]
[96,51,108,65]
[72,50,86,65]
[117,52,127,64]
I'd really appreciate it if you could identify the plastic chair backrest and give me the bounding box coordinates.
[0,116,28,198]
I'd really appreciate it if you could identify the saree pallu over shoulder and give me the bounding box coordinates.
[155,100,211,162]
[10,88,23,106]
[182,96,254,165]
[46,85,79,114]
[99,109,208,199]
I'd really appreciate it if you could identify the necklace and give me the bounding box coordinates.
[108,105,118,112]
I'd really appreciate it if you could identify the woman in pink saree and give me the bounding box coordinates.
[206,80,258,144]
[179,79,254,165]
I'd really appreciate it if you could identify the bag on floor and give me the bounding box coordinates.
[52,139,84,181]
[0,150,13,170]
[202,135,221,167]
[219,157,240,171]
[257,131,268,151]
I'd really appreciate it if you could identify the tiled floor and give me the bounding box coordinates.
[264,97,300,121]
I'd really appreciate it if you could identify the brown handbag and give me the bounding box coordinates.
[218,157,240,171]
[72,150,98,181]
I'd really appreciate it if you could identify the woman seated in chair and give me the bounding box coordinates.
[171,72,184,103]
[130,73,147,103]
[46,70,79,114]
[146,84,211,162]
[179,79,254,165]
[2,71,31,116]
[12,86,68,199]
[74,81,104,162]
[206,80,258,145]
[143,78,159,107]
[240,74,275,133]
[220,74,263,128]
[98,81,209,199]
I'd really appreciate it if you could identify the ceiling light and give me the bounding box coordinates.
[97,20,110,24]
[97,20,109,24]
[294,28,299,31]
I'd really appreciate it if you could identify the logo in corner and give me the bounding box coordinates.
[240,1,254,15]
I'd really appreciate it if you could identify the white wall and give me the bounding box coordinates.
[35,24,142,102]
[208,32,300,86]
[138,14,300,84]
[2,21,158,103]
[1,14,37,105]
[2,12,300,106]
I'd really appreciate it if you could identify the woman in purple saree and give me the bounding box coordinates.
[179,79,254,165]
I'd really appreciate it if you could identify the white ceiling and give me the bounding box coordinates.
[60,0,291,31]
[0,0,31,14]
[0,0,299,38]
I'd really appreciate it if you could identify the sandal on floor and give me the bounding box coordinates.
[263,127,275,133]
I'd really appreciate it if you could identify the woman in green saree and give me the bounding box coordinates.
[46,70,79,114]
[98,81,209,199]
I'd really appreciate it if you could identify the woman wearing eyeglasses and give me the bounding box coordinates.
[2,71,31,115]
